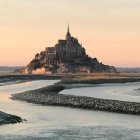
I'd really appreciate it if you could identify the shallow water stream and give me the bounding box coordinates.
[61,82,140,103]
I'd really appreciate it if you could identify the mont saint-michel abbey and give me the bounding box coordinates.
[46,25,85,66]
[25,25,116,74]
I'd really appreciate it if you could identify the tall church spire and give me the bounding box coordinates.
[67,22,70,33]
[66,22,71,39]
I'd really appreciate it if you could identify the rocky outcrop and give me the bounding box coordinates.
[0,111,22,125]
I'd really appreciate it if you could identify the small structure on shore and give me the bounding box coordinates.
[24,25,116,75]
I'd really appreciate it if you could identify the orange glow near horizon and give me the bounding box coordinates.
[0,0,140,67]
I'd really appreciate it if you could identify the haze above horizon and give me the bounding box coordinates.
[0,0,140,67]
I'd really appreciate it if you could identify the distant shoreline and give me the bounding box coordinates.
[0,74,62,86]
[3,72,140,83]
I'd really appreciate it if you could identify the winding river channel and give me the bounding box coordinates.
[61,82,140,103]
[0,80,140,140]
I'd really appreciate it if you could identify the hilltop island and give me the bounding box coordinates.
[23,25,116,74]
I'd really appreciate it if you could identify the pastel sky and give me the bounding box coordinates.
[0,0,140,67]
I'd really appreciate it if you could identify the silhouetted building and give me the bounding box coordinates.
[25,25,116,74]
[45,25,85,66]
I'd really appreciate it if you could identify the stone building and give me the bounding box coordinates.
[45,25,85,66]
[46,47,56,66]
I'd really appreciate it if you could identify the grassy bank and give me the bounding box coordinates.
[60,73,140,84]
[1,72,140,84]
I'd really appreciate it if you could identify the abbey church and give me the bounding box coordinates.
[25,25,116,74]
[46,25,85,66]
